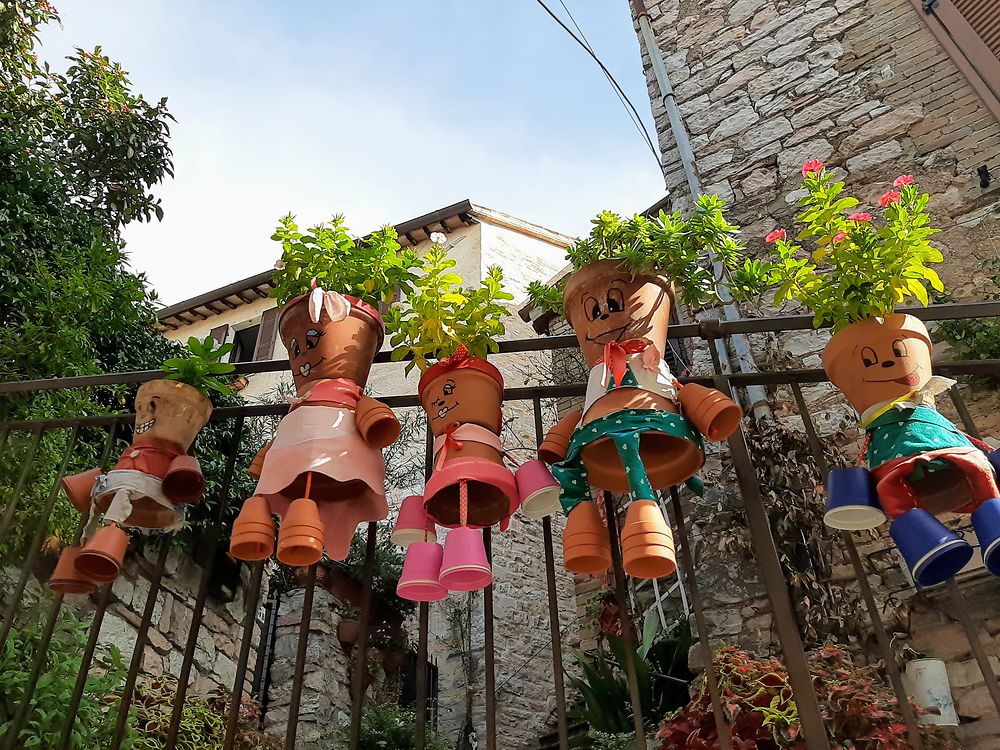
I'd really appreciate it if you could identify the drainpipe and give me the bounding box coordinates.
[631,0,770,417]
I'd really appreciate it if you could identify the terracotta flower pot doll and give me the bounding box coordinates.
[765,163,1000,587]
[386,244,538,600]
[230,215,420,567]
[527,200,761,580]
[55,337,231,589]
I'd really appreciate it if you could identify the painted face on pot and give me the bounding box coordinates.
[278,296,384,395]
[419,369,503,435]
[426,378,460,424]
[564,263,672,367]
[824,317,934,416]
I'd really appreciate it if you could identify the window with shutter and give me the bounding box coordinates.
[209,324,229,345]
[913,0,1000,120]
[253,306,280,361]
[952,0,1000,57]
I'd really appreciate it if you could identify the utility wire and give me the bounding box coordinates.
[533,0,661,164]
[555,0,658,160]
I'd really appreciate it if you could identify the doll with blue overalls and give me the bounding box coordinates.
[822,314,1000,587]
[538,261,743,580]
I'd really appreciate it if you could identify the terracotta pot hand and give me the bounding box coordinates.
[356,395,401,449]
[249,441,271,478]
[539,409,583,464]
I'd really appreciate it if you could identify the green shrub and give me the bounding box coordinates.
[351,702,450,750]
[0,601,126,749]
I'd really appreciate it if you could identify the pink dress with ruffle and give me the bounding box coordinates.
[254,380,388,560]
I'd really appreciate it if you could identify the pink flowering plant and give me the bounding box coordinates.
[763,163,944,331]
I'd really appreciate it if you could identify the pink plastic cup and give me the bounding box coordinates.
[396,542,447,602]
[439,527,493,592]
[392,495,437,547]
[515,460,561,519]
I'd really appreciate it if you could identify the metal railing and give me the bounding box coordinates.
[1,300,999,750]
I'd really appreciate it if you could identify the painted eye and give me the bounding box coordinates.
[443,383,454,396]
[585,296,601,321]
[607,288,625,313]
[305,329,323,350]
[290,339,301,357]
[861,347,878,368]
[892,339,907,358]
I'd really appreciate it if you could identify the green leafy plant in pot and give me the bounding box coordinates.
[53,337,233,592]
[527,196,765,582]
[385,242,518,599]
[230,214,422,572]
[764,161,1000,589]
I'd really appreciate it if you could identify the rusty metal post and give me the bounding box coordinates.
[483,527,498,750]
[285,564,317,750]
[0,425,43,546]
[706,342,831,750]
[349,522,379,750]
[602,491,646,748]
[415,602,430,750]
[667,487,731,750]
[946,579,1000,716]
[788,380,923,748]
[223,560,266,750]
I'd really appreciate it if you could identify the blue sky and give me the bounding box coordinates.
[41,2,664,304]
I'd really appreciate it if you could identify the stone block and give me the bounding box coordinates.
[777,137,834,177]
[957,684,999,720]
[747,61,810,100]
[739,116,793,151]
[711,64,766,101]
[913,622,973,662]
[795,67,839,95]
[948,656,1000,690]
[841,104,924,155]
[845,139,904,175]
[710,106,761,141]
[742,167,777,193]
[765,37,811,67]
[774,6,838,45]
[729,0,766,24]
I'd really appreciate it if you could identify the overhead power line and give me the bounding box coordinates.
[533,0,662,165]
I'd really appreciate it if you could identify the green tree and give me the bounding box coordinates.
[0,2,254,560]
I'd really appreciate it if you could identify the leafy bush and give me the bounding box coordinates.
[269,214,423,308]
[129,678,282,750]
[934,254,1000,380]
[160,337,235,397]
[656,645,957,749]
[569,617,693,745]
[0,601,127,749]
[764,165,943,330]
[526,195,767,316]
[350,702,450,750]
[386,246,514,372]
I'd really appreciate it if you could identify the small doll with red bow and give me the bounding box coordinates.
[538,261,742,580]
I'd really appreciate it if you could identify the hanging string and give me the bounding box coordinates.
[304,471,313,500]
[460,479,469,528]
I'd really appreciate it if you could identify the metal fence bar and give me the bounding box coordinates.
[0,425,79,647]
[788,380,923,749]
[707,343,831,750]
[164,415,246,749]
[415,602,430,750]
[483,527,498,750]
[666,487,731,750]
[0,425,44,547]
[946,579,1000,716]
[1,589,67,750]
[948,384,983,439]
[223,559,266,750]
[58,581,115,750]
[533,396,569,750]
[110,539,173,749]
[4,421,121,746]
[349,522,379,750]
[285,563,316,750]
[602,490,646,748]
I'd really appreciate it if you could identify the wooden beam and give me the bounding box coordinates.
[188,308,208,321]
[252,287,269,299]
[205,302,225,314]
[219,297,239,310]
[236,291,255,304]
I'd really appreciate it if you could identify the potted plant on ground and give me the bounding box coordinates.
[656,644,957,748]
[385,243,519,598]
[230,214,422,568]
[764,162,1000,588]
[526,196,765,580]
[54,337,233,590]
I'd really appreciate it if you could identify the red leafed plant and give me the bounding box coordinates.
[656,645,958,750]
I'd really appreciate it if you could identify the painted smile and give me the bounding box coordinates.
[435,403,459,420]
[298,357,326,378]
[585,324,629,344]
[135,418,156,434]
[863,368,921,385]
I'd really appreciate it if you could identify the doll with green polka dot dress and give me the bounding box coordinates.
[537,261,743,580]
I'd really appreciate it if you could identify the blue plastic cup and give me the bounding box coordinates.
[824,467,885,530]
[890,508,973,587]
[972,497,1000,577]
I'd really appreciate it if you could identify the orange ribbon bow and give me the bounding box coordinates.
[596,338,656,387]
